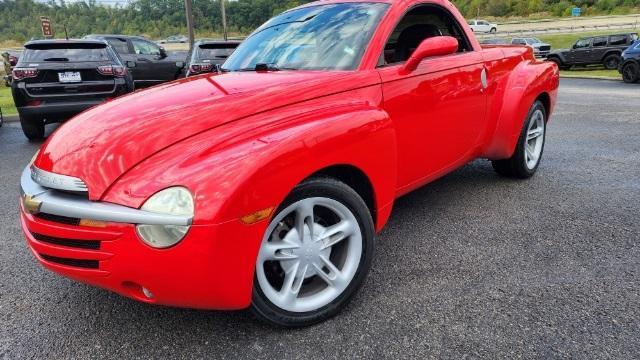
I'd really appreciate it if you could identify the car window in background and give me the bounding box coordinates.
[512,39,526,45]
[132,39,160,56]
[592,37,607,47]
[21,43,112,62]
[574,39,590,49]
[608,35,627,46]
[222,3,389,71]
[196,43,238,60]
[107,38,130,54]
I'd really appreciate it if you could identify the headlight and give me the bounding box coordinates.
[136,187,194,248]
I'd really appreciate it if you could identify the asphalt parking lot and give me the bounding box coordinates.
[1,78,639,359]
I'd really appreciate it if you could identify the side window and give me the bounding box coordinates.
[512,39,526,45]
[132,39,160,56]
[608,35,627,46]
[574,39,591,49]
[479,21,489,25]
[381,5,472,66]
[107,38,131,54]
[592,37,607,47]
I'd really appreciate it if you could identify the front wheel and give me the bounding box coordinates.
[603,54,621,70]
[547,57,570,70]
[490,27,497,33]
[621,62,639,83]
[492,100,546,179]
[251,177,375,327]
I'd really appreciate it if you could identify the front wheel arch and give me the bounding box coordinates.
[305,165,376,228]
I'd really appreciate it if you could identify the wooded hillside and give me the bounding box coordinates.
[1,0,639,42]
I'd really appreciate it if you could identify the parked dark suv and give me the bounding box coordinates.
[547,33,638,70]
[11,39,134,140]
[85,35,185,88]
[184,40,240,77]
[620,40,640,83]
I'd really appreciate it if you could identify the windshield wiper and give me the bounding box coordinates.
[235,63,300,72]
[43,57,70,62]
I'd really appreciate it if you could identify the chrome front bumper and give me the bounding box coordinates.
[20,166,192,226]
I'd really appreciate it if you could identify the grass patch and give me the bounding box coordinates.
[560,67,620,79]
[0,87,17,116]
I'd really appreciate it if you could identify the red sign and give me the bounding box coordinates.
[40,16,53,38]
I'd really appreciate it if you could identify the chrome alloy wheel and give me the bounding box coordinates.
[524,109,545,170]
[256,197,362,313]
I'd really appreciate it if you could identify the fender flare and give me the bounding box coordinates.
[601,50,622,61]
[481,60,559,160]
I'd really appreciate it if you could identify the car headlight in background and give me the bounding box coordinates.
[136,187,194,248]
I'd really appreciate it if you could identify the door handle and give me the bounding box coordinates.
[480,67,488,91]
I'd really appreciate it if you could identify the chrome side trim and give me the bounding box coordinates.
[31,166,88,193]
[21,167,192,226]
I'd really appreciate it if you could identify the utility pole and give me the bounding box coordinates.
[184,0,195,50]
[221,0,228,41]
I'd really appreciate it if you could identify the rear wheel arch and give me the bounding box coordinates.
[602,50,621,61]
[535,92,551,122]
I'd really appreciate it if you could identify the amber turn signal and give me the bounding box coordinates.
[79,219,108,228]
[240,207,274,225]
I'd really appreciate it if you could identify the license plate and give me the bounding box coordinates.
[58,71,81,83]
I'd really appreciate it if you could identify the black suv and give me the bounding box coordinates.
[11,39,134,140]
[85,35,185,88]
[184,40,240,77]
[547,33,638,70]
[620,40,640,83]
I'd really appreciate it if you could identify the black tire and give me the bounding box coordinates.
[621,62,639,83]
[547,57,570,70]
[20,115,45,141]
[492,100,546,179]
[251,177,375,327]
[490,27,497,33]
[603,54,621,70]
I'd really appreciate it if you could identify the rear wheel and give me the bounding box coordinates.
[621,62,639,83]
[251,177,375,327]
[20,115,45,141]
[492,100,546,179]
[490,27,497,33]
[603,54,621,70]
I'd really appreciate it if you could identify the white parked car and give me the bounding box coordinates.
[468,19,498,33]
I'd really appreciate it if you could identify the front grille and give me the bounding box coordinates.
[32,233,100,250]
[34,212,81,226]
[39,254,99,269]
[539,45,551,51]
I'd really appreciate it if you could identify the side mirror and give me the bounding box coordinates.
[126,60,136,68]
[159,47,167,59]
[401,36,459,74]
[175,61,185,69]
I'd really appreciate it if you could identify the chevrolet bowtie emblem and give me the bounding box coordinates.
[22,194,42,215]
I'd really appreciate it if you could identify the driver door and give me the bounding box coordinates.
[566,38,592,64]
[130,38,176,87]
[378,4,487,192]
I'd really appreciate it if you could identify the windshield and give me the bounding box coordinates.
[222,3,389,71]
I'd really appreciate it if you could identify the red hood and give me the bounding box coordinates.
[35,70,380,200]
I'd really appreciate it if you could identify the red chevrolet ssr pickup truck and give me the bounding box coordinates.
[20,0,559,326]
